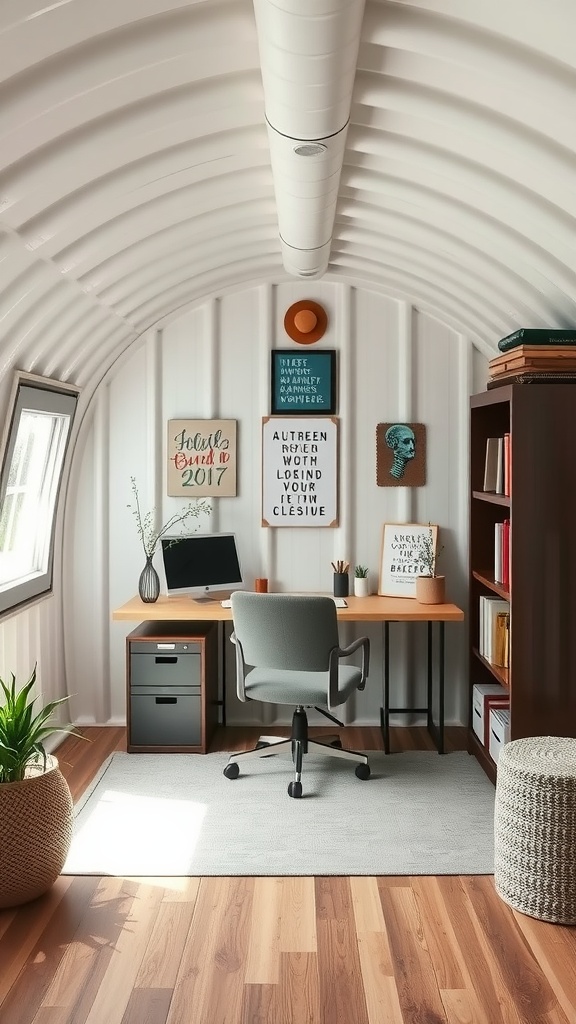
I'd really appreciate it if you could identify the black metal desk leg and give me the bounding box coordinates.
[380,621,390,753]
[427,621,433,732]
[438,622,445,754]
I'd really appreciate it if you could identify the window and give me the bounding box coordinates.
[0,374,78,615]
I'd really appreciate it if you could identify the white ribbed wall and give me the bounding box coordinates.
[0,0,573,723]
[62,278,488,728]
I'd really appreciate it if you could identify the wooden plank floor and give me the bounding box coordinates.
[1,726,575,1024]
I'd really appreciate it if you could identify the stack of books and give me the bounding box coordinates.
[483,435,510,496]
[479,595,510,668]
[488,329,576,388]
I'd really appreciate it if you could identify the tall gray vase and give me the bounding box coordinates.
[138,554,160,603]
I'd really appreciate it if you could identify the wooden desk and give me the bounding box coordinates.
[113,594,464,752]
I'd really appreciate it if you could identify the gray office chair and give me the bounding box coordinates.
[223,593,371,798]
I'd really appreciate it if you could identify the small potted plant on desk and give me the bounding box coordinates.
[0,667,80,908]
[415,525,445,605]
[353,565,370,598]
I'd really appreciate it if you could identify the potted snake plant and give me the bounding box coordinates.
[0,667,78,909]
[353,565,371,597]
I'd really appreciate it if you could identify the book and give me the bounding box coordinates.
[503,433,510,496]
[493,610,510,668]
[501,519,510,589]
[497,329,576,353]
[483,437,500,491]
[479,596,510,662]
[494,522,503,583]
[495,436,504,494]
[490,346,576,376]
[487,372,576,389]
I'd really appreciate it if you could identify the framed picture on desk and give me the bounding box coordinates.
[378,522,438,598]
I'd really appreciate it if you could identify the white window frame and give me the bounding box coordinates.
[0,373,79,616]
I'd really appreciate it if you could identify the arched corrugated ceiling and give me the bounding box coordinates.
[1,0,575,396]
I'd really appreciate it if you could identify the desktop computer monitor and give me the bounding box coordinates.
[160,532,244,599]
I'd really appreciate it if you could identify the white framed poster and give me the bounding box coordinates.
[167,419,237,496]
[378,522,438,597]
[262,416,338,527]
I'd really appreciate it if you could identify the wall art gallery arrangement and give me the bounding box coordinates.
[163,329,433,548]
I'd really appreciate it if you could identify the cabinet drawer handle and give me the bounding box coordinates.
[155,697,177,705]
[155,656,177,664]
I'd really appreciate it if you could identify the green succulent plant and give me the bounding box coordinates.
[0,667,79,783]
[354,564,369,578]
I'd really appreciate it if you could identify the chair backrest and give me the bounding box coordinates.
[231,593,340,671]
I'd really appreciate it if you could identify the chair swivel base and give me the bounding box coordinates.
[223,708,371,797]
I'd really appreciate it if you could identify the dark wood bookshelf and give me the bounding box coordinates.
[469,383,576,780]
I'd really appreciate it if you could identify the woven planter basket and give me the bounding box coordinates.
[0,755,73,910]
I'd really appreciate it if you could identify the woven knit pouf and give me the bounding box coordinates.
[494,736,576,924]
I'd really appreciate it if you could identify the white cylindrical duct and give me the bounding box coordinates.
[252,0,366,277]
[280,238,332,278]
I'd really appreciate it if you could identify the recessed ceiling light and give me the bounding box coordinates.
[293,143,327,157]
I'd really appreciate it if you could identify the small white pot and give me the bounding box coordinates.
[353,576,370,598]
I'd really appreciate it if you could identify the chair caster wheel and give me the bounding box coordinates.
[224,762,239,780]
[288,781,303,798]
[330,738,343,748]
[355,763,370,780]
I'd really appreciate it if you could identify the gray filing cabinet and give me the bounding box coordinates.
[126,620,218,752]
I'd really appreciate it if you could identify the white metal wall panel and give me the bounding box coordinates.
[63,279,470,728]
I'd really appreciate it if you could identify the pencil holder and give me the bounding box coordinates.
[333,572,349,598]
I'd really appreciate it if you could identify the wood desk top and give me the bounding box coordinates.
[112,593,464,623]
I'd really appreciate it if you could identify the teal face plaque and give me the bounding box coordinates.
[271,349,336,415]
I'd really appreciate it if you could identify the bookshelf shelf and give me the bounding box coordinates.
[469,383,576,781]
[472,491,511,508]
[472,647,509,688]
[472,570,509,601]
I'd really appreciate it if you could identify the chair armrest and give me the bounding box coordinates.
[327,636,370,708]
[231,634,248,702]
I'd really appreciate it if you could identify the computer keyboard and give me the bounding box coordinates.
[221,595,347,608]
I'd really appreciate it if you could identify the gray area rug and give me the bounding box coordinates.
[63,750,495,876]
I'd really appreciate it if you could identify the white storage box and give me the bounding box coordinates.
[489,708,510,764]
[472,682,508,746]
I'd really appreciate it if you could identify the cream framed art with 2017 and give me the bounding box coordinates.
[167,419,237,497]
[378,522,438,598]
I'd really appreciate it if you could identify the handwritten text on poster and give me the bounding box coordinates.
[167,419,237,497]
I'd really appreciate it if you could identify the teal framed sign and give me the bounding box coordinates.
[271,349,336,415]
